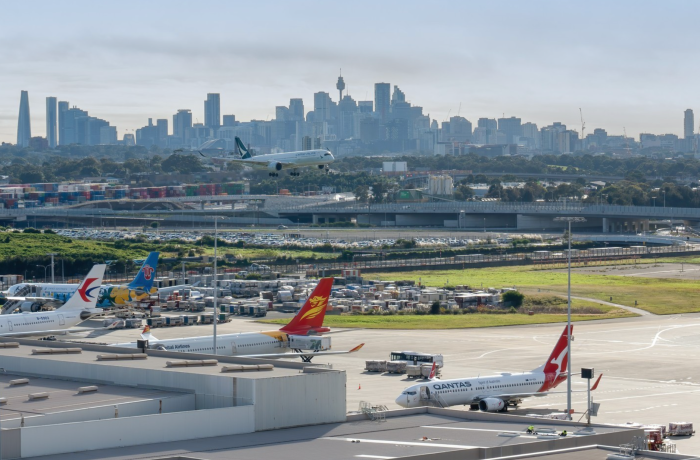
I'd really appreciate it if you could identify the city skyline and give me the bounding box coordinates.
[3,0,700,144]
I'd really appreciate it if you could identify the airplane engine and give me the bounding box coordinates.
[268,161,283,172]
[478,398,505,412]
[80,310,93,320]
[20,302,42,312]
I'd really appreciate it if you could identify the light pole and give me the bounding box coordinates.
[554,216,586,420]
[663,190,666,208]
[47,253,57,284]
[36,265,49,283]
[212,216,223,355]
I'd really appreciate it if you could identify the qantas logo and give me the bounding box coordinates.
[78,278,99,302]
[300,296,328,321]
[142,265,154,280]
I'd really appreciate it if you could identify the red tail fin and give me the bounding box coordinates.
[280,278,334,335]
[542,325,572,376]
[428,362,437,380]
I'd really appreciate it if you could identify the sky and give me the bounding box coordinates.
[2,0,700,144]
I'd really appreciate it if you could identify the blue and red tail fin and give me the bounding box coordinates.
[280,278,334,335]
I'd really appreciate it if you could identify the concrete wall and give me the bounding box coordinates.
[2,394,195,428]
[254,371,346,431]
[19,405,254,458]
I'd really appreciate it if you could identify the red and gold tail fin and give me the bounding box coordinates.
[280,278,334,335]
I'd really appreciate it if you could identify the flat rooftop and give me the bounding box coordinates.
[0,373,183,422]
[30,412,641,460]
[0,341,310,380]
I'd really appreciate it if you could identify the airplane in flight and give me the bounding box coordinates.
[0,264,115,338]
[395,325,602,411]
[2,252,159,313]
[228,137,335,177]
[112,277,364,361]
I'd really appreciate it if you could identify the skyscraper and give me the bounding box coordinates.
[498,116,522,143]
[173,109,193,139]
[46,97,57,148]
[58,101,69,145]
[17,90,31,147]
[374,83,390,122]
[684,109,694,139]
[204,93,221,130]
[289,99,305,121]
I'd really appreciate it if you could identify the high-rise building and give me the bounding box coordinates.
[222,115,237,127]
[498,116,522,143]
[391,85,406,106]
[46,97,57,148]
[684,109,694,139]
[374,83,390,122]
[313,92,333,121]
[204,93,221,129]
[58,101,69,145]
[59,106,88,145]
[173,109,193,139]
[477,118,497,130]
[358,101,373,113]
[289,99,304,121]
[17,90,31,147]
[156,119,168,142]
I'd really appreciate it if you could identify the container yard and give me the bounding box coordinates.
[0,181,250,209]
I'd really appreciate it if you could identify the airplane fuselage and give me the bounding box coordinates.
[0,309,84,335]
[237,150,334,170]
[397,371,556,408]
[6,283,151,307]
[112,330,290,355]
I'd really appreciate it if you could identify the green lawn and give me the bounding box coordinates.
[370,265,700,315]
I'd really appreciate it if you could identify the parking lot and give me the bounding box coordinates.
[73,312,700,455]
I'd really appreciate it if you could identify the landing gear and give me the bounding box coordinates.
[469,404,479,411]
[268,172,279,177]
[290,170,300,176]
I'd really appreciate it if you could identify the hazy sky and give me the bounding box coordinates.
[3,0,700,143]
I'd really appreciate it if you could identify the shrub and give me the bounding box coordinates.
[430,301,441,315]
[23,227,41,234]
[503,291,525,308]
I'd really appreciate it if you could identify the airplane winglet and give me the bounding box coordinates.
[591,373,603,391]
[349,343,365,352]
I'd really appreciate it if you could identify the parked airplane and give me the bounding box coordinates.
[229,136,335,177]
[112,277,364,361]
[0,264,114,337]
[2,252,159,312]
[395,325,602,411]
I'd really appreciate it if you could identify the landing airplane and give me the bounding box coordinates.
[0,264,115,337]
[112,277,364,361]
[2,252,159,312]
[228,136,334,177]
[395,325,602,411]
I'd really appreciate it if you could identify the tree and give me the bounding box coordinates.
[354,185,370,203]
[430,301,442,315]
[454,184,474,201]
[502,291,524,308]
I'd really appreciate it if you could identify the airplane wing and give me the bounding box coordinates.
[242,343,364,360]
[0,323,121,338]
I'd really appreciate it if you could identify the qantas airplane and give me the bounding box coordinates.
[0,264,113,338]
[112,277,364,361]
[227,137,335,177]
[395,325,602,411]
[2,252,159,312]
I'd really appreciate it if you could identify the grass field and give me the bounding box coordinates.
[370,265,700,315]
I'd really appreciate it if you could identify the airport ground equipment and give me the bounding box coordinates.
[365,360,387,372]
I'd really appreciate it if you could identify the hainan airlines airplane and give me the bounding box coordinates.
[228,136,334,177]
[112,277,364,360]
[395,325,602,411]
[0,264,113,337]
[2,252,159,313]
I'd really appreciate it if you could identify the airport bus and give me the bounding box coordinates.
[390,351,444,367]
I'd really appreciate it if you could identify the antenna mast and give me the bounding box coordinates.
[579,108,586,140]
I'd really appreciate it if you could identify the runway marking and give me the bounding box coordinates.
[530,389,700,407]
[322,437,474,449]
[355,456,397,459]
[626,268,700,277]
[605,403,678,414]
[575,323,700,356]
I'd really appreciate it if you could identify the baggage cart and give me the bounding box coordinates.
[386,361,407,374]
[165,316,183,327]
[668,422,694,436]
[147,317,165,328]
[365,360,387,372]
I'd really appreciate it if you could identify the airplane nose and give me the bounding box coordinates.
[395,395,408,408]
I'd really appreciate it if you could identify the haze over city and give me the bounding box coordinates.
[3,0,700,144]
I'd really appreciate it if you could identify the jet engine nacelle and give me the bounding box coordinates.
[478,398,505,412]
[268,162,282,172]
[20,302,42,312]
[318,164,325,169]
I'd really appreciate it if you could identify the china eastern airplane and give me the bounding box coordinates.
[227,136,335,177]
[2,252,159,313]
[112,277,364,361]
[396,325,602,411]
[0,264,116,337]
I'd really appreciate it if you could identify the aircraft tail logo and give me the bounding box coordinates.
[280,278,334,335]
[235,137,253,159]
[59,264,106,311]
[129,252,159,291]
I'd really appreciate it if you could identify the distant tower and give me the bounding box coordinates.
[17,90,31,147]
[204,93,221,129]
[374,82,391,122]
[46,97,57,148]
[684,109,694,139]
[336,70,345,102]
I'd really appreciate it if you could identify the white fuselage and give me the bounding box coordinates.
[396,371,547,408]
[0,309,84,335]
[6,283,111,302]
[243,150,334,170]
[112,330,288,355]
